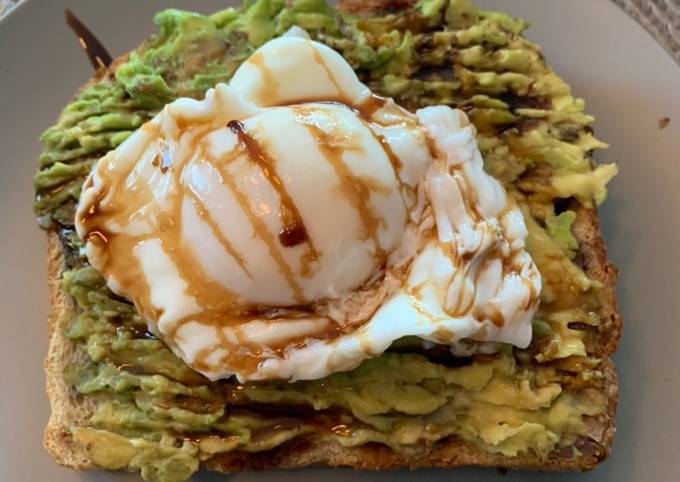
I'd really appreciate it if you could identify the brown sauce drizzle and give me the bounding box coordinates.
[279,224,309,247]
[355,94,387,118]
[79,125,251,370]
[64,9,112,70]
[310,45,345,98]
[486,305,505,328]
[299,117,386,265]
[230,123,309,251]
[446,270,470,316]
[185,189,252,279]
[79,166,158,328]
[468,252,505,329]
[453,172,482,224]
[271,97,347,109]
[521,277,538,309]
[227,120,313,250]
[160,147,172,173]
[375,132,402,174]
[208,147,307,305]
[249,51,279,105]
[359,119,406,193]
[412,301,439,323]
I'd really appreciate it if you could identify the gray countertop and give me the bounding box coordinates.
[1,0,679,65]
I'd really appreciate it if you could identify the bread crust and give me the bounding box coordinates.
[41,1,621,475]
[44,232,96,470]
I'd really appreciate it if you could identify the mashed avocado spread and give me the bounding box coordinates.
[34,1,615,480]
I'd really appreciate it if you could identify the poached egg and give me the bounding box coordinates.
[75,29,541,382]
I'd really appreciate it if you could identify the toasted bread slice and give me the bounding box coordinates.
[42,0,621,476]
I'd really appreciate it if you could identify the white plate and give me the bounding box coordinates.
[1,1,679,481]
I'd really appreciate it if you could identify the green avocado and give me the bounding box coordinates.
[545,210,578,259]
[72,428,199,482]
[34,1,615,480]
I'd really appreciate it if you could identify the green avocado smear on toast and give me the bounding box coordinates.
[34,1,617,480]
